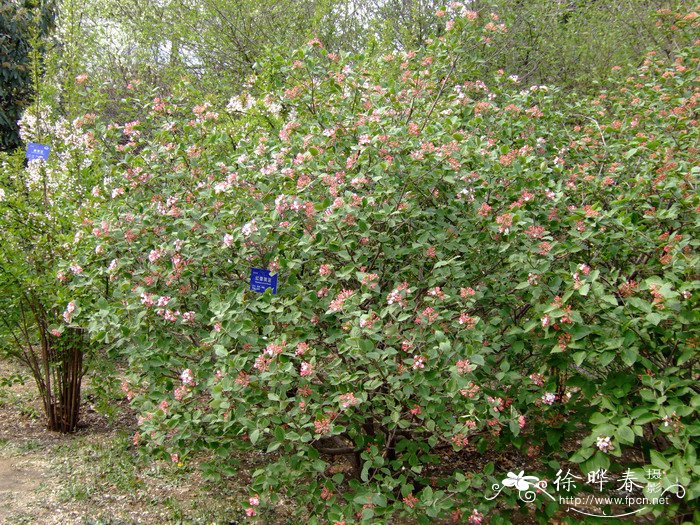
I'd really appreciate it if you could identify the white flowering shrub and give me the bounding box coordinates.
[0,98,102,431]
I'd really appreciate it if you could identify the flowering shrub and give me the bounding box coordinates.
[0,97,102,430]
[70,7,699,523]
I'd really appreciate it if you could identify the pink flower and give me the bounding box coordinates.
[300,361,314,377]
[223,233,233,247]
[468,509,485,525]
[57,271,67,282]
[50,329,61,337]
[456,360,472,374]
[329,289,354,312]
[428,287,445,298]
[529,373,544,386]
[63,301,76,323]
[542,392,557,405]
[412,356,426,370]
[319,264,332,276]
[148,249,162,263]
[541,315,551,328]
[339,392,359,408]
[496,213,513,232]
[403,493,418,508]
[264,342,285,356]
[314,418,332,434]
[596,435,614,452]
[452,433,469,448]
[415,307,438,324]
[387,283,409,306]
[478,202,492,217]
[245,508,256,517]
[254,355,270,372]
[538,242,552,255]
[525,225,546,239]
[180,369,195,386]
[268,259,280,273]
[214,322,222,332]
[249,496,260,506]
[460,287,476,297]
[170,453,179,463]
[241,219,258,237]
[518,415,526,429]
[140,293,155,307]
[174,386,187,400]
[236,372,250,387]
[459,313,476,328]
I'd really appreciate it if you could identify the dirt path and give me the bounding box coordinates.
[0,360,253,524]
[0,457,45,523]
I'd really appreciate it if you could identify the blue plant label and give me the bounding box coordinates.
[26,142,50,161]
[250,268,278,294]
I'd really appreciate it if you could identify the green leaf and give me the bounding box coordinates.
[617,426,635,445]
[650,450,670,470]
[646,312,663,326]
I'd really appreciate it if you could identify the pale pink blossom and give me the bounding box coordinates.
[329,289,354,312]
[300,361,314,377]
[241,219,258,237]
[596,435,614,452]
[180,369,195,386]
[542,392,557,405]
[339,392,359,408]
[468,509,485,525]
[413,356,426,370]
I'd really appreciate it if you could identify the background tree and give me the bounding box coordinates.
[0,0,56,151]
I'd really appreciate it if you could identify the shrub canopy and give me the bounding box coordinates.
[53,7,700,524]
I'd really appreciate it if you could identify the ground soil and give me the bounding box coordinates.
[0,360,249,525]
